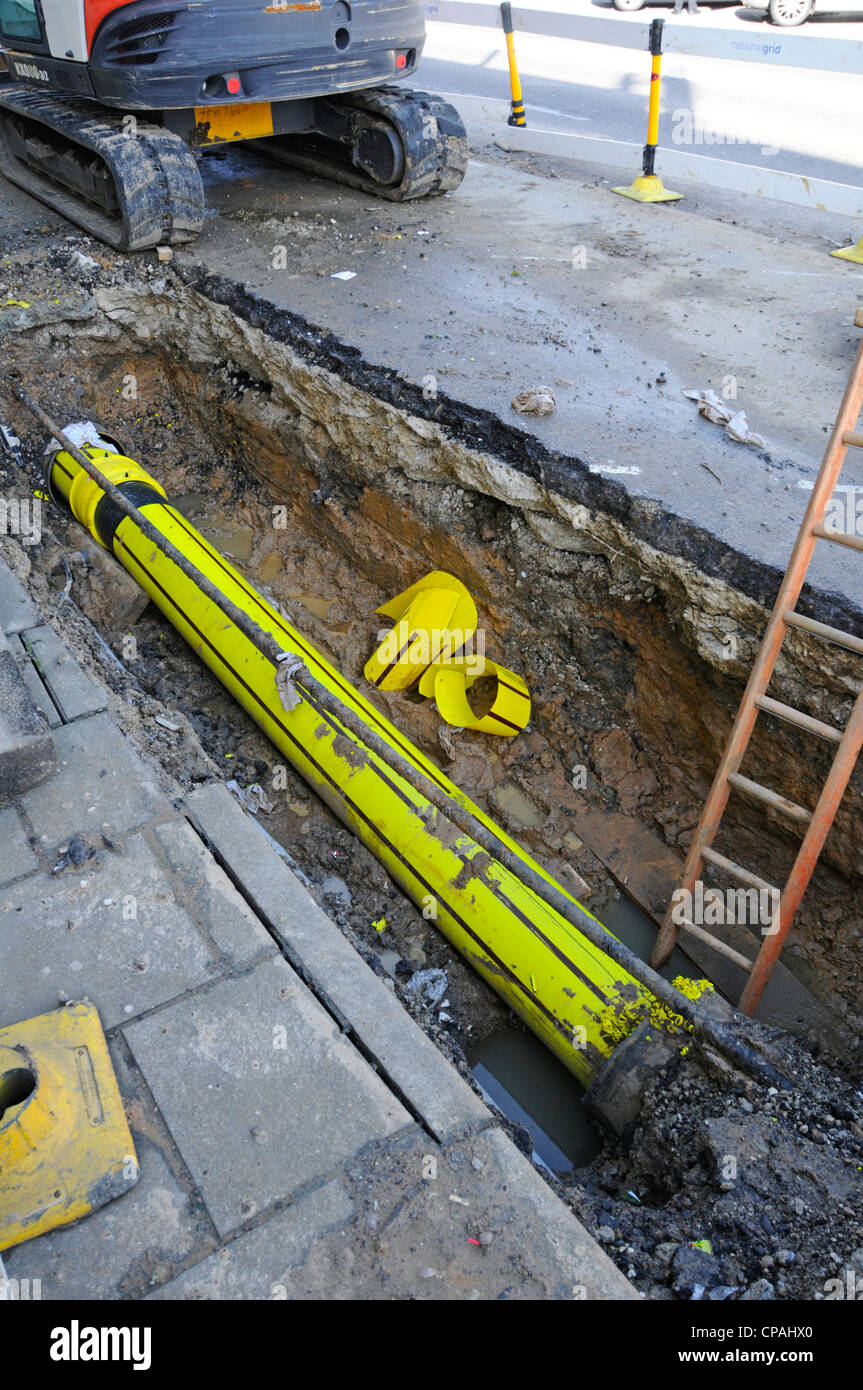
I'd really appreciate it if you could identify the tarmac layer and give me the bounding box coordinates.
[0,556,635,1301]
[170,129,863,624]
[3,111,863,628]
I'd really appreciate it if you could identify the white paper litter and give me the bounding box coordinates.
[682,389,765,449]
[226,779,275,815]
[404,967,448,1009]
[511,385,556,417]
[331,271,357,281]
[275,656,306,712]
[43,420,114,456]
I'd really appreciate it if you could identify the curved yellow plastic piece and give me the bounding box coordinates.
[364,570,477,691]
[418,658,531,737]
[51,447,661,1087]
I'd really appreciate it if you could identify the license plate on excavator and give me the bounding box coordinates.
[193,102,275,144]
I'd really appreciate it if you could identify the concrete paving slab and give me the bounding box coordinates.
[20,624,107,723]
[0,629,55,798]
[459,1126,638,1299]
[269,1125,638,1300]
[11,632,62,729]
[152,818,276,968]
[0,556,39,635]
[336,1124,638,1300]
[19,712,172,844]
[147,1179,353,1300]
[4,1035,216,1298]
[123,955,412,1238]
[0,832,220,1028]
[186,783,491,1143]
[151,1125,636,1300]
[0,806,38,885]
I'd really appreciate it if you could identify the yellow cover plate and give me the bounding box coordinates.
[0,1003,139,1251]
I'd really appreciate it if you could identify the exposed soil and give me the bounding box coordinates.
[2,239,862,1300]
[569,1026,863,1302]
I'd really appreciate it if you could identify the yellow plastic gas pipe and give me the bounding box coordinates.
[50,444,657,1087]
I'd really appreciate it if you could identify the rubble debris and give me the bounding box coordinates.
[153,714,181,733]
[573,1022,863,1301]
[0,423,24,467]
[52,833,95,874]
[404,967,449,1009]
[226,778,275,815]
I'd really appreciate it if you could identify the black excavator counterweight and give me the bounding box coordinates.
[0,0,468,249]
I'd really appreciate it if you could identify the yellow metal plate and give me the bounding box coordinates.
[194,101,274,144]
[0,1003,139,1251]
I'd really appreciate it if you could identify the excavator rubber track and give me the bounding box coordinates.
[252,86,469,201]
[0,87,204,251]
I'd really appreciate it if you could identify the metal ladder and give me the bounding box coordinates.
[651,308,863,1015]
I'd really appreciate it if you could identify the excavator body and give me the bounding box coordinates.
[0,0,468,248]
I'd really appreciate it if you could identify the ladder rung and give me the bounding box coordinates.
[813,523,863,553]
[700,845,776,894]
[727,772,812,826]
[676,918,754,971]
[842,431,863,449]
[754,693,842,744]
[784,609,863,658]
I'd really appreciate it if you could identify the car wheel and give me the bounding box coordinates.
[767,0,814,24]
[612,0,646,10]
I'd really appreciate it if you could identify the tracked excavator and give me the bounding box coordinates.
[0,0,468,250]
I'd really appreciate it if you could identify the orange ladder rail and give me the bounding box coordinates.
[651,308,863,1014]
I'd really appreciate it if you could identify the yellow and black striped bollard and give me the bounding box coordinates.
[614,19,681,203]
[501,3,526,128]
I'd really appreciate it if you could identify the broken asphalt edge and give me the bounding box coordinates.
[177,263,863,642]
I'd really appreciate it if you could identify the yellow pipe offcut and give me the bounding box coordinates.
[50,444,657,1087]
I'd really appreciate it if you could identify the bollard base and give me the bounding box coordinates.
[831,239,863,265]
[612,174,682,204]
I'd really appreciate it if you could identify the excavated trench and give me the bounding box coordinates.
[4,247,863,1298]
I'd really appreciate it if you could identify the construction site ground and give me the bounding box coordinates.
[2,102,863,1305]
[4,114,863,618]
[0,554,634,1301]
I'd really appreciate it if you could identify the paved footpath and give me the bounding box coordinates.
[0,556,634,1301]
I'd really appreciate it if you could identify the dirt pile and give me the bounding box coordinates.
[571,1029,863,1301]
